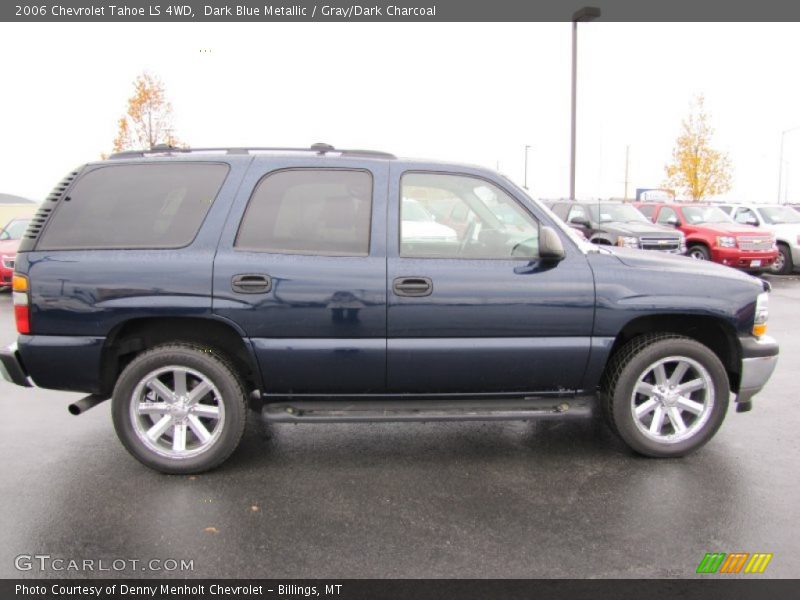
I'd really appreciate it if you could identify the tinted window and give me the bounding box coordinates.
[38,163,228,250]
[401,173,540,259]
[236,169,372,256]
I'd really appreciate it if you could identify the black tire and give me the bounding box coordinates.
[769,243,793,275]
[687,244,711,261]
[112,343,247,474]
[600,334,729,458]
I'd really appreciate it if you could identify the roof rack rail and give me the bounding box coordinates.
[108,143,396,160]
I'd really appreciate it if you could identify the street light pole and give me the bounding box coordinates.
[778,126,800,204]
[524,145,531,189]
[570,6,601,200]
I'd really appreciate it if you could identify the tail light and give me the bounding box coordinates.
[12,275,30,334]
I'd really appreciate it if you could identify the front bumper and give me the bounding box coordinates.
[0,265,12,287]
[0,343,32,387]
[712,247,777,270]
[737,335,779,406]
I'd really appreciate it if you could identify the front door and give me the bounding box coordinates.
[386,166,595,394]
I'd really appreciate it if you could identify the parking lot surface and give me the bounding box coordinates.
[1,276,799,579]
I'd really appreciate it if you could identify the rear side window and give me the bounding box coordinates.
[235,169,372,256]
[37,163,228,250]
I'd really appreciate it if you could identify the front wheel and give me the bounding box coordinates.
[112,343,247,474]
[687,245,711,261]
[769,244,793,275]
[601,334,729,457]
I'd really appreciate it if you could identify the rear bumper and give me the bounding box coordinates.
[737,335,779,405]
[0,343,32,387]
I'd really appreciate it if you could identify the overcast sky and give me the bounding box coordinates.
[1,22,799,203]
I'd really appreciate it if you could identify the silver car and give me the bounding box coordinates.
[720,204,800,275]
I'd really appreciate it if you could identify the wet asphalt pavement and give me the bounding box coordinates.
[0,276,798,579]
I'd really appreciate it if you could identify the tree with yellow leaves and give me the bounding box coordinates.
[664,95,732,202]
[112,72,182,152]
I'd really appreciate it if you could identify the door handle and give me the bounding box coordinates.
[393,277,433,297]
[231,273,272,294]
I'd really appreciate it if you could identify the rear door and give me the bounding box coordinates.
[212,157,388,394]
[386,165,596,394]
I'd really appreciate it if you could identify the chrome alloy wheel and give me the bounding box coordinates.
[770,251,785,274]
[630,356,714,444]
[130,366,225,459]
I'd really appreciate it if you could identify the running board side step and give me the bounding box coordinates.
[261,397,594,424]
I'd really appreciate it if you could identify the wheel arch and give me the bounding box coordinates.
[100,316,260,396]
[603,314,742,393]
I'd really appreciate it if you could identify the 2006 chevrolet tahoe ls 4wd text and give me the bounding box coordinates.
[0,144,779,473]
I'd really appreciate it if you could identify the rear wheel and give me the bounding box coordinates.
[112,343,247,474]
[601,334,729,457]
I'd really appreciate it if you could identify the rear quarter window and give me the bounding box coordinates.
[36,163,229,250]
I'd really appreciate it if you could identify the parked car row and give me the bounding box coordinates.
[547,201,685,253]
[544,200,793,275]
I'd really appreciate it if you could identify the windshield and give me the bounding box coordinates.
[0,218,31,240]
[759,206,800,225]
[681,206,733,224]
[587,204,649,224]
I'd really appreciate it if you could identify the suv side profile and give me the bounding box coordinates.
[0,145,779,473]
[635,202,778,272]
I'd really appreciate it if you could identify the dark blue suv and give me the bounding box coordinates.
[0,144,779,473]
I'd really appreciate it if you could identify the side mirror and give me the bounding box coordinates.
[666,217,680,227]
[745,216,758,226]
[539,226,566,262]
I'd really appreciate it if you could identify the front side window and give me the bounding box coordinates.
[236,169,373,256]
[37,163,229,250]
[657,207,679,225]
[734,208,758,225]
[400,173,540,259]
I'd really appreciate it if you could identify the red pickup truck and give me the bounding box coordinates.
[634,203,777,272]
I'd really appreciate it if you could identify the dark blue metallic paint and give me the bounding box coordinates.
[10,154,769,399]
[212,157,390,394]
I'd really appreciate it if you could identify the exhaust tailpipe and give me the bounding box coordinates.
[68,394,109,416]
